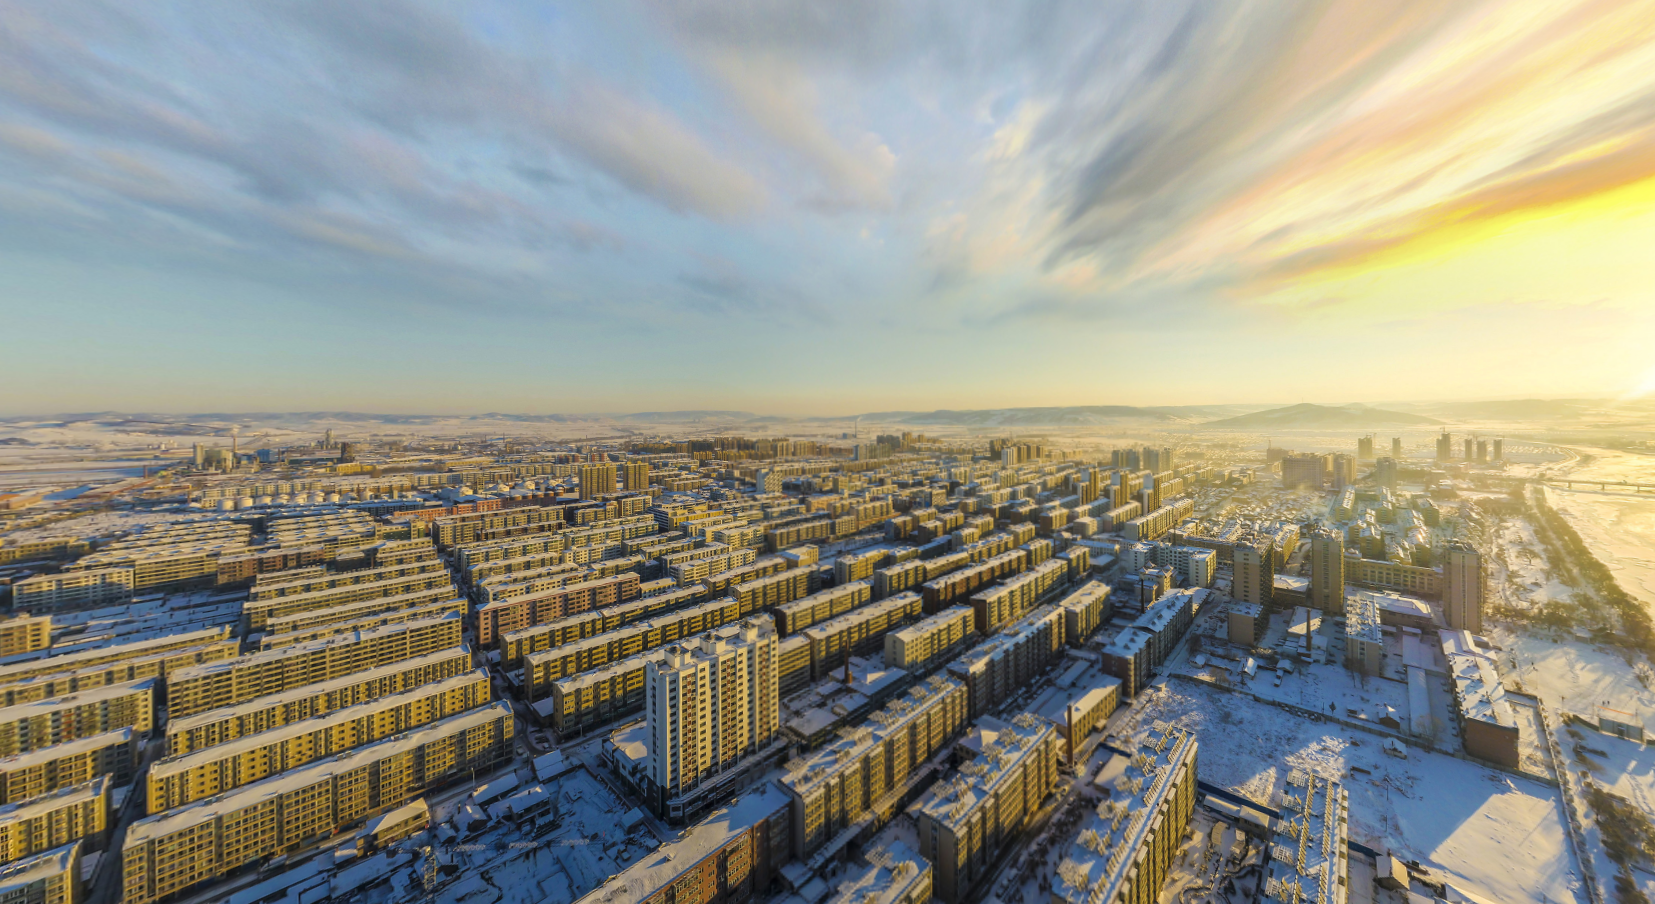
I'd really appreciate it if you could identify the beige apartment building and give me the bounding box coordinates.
[781,676,968,859]
[241,570,457,633]
[0,776,108,865]
[147,669,491,813]
[258,597,465,650]
[0,628,231,694]
[0,615,50,659]
[0,638,239,709]
[884,606,975,674]
[165,646,473,756]
[0,729,136,805]
[0,841,80,904]
[0,682,154,758]
[10,569,135,613]
[914,714,1061,903]
[644,619,779,815]
[122,703,514,904]
[165,614,462,718]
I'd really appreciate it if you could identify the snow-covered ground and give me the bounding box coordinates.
[1131,680,1586,904]
[1550,447,1655,616]
[1495,625,1655,725]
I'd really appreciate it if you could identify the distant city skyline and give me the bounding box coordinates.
[3,1,1653,412]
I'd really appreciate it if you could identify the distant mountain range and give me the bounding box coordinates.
[855,405,1258,427]
[1202,403,1442,429]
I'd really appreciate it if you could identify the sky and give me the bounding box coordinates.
[2,0,1655,415]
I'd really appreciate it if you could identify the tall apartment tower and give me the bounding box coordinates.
[1356,436,1375,460]
[1308,529,1345,613]
[1436,431,1452,462]
[578,462,617,500]
[1462,438,1474,461]
[1331,454,1356,489]
[623,461,651,492]
[644,620,779,815]
[1492,438,1504,461]
[1475,440,1488,462]
[1391,437,1403,460]
[1375,457,1398,490]
[1232,541,1276,608]
[1444,541,1485,633]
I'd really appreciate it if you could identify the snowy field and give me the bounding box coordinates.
[1549,447,1655,616]
[1132,680,1586,904]
[1495,626,1655,723]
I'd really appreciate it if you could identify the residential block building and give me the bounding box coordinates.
[644,619,779,816]
[914,713,1061,903]
[1050,726,1198,904]
[120,703,514,904]
[164,614,462,718]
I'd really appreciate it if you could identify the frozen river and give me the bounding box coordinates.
[1550,446,1655,614]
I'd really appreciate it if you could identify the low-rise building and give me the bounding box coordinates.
[1262,770,1349,904]
[823,841,932,904]
[1441,631,1519,767]
[1344,593,1382,675]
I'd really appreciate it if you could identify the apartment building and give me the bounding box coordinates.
[1050,726,1198,904]
[121,703,514,904]
[0,682,153,758]
[165,646,473,756]
[774,581,873,636]
[1344,553,1442,598]
[1101,590,1198,698]
[1344,593,1382,675]
[968,558,1067,635]
[577,784,791,904]
[732,568,812,614]
[1262,771,1350,904]
[165,614,462,718]
[0,729,135,805]
[0,841,79,904]
[475,572,641,647]
[11,569,135,613]
[644,619,778,815]
[259,591,463,646]
[0,615,49,659]
[579,463,618,500]
[70,541,247,592]
[1121,498,1195,543]
[1232,540,1276,608]
[522,596,746,700]
[1056,581,1112,646]
[948,606,1066,718]
[146,669,491,813]
[921,549,1028,613]
[914,713,1061,903]
[825,842,932,904]
[0,776,108,865]
[780,675,968,859]
[242,569,456,633]
[0,636,238,709]
[1443,541,1485,633]
[884,606,975,674]
[1308,528,1346,613]
[802,593,922,680]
